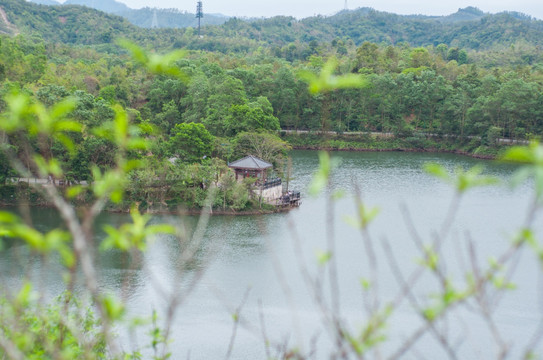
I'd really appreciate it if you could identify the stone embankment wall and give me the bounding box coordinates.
[255,185,282,204]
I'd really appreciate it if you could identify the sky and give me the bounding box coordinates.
[96,0,542,20]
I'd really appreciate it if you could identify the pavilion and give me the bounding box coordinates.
[228,155,273,183]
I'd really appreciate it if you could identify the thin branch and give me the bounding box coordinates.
[0,329,24,360]
[258,299,272,360]
[225,287,251,360]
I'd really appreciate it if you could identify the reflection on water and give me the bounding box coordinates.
[0,150,540,359]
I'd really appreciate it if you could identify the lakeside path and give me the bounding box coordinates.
[279,129,530,145]
[8,178,89,186]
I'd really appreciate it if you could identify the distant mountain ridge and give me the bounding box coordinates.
[408,6,486,22]
[314,6,542,48]
[22,0,539,37]
[28,0,60,5]
[65,0,129,13]
[26,0,230,28]
[3,0,543,53]
[3,0,136,44]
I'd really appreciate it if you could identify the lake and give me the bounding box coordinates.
[1,150,541,359]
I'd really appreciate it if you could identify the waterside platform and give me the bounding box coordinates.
[276,190,301,207]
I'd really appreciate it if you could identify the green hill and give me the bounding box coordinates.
[28,0,230,28]
[3,0,543,53]
[65,0,130,13]
[116,7,229,28]
[1,0,137,44]
[312,7,543,49]
[28,0,60,5]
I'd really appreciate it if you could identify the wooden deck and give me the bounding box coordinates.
[276,191,301,207]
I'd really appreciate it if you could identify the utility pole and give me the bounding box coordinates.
[151,9,158,28]
[196,1,203,36]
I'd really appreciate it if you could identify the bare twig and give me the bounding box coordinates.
[225,287,251,359]
[258,299,272,359]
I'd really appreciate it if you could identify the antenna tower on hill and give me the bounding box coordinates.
[344,0,348,10]
[151,10,159,28]
[196,1,204,36]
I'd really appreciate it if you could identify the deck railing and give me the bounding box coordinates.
[261,178,282,189]
[277,190,301,206]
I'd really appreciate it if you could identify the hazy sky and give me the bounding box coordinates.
[97,0,542,20]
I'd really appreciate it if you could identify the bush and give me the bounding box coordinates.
[0,290,107,359]
[0,185,16,204]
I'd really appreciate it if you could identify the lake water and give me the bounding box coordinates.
[1,150,542,359]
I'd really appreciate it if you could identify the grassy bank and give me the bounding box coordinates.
[0,183,286,215]
[1,133,509,209]
[280,132,507,159]
[0,183,50,207]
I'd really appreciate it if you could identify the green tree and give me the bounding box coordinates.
[225,97,280,136]
[409,47,432,68]
[354,42,380,73]
[168,122,214,163]
[233,131,291,168]
[204,75,247,136]
[153,99,182,133]
[0,143,14,184]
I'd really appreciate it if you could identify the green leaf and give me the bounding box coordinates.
[331,189,346,200]
[11,224,44,249]
[309,173,328,197]
[2,92,32,132]
[425,162,498,194]
[424,163,450,181]
[0,211,20,223]
[418,245,439,271]
[117,39,148,64]
[146,224,176,236]
[127,138,148,151]
[298,57,367,94]
[101,294,125,321]
[16,282,35,308]
[117,39,188,81]
[502,142,543,201]
[360,278,371,290]
[66,185,84,199]
[49,98,77,121]
[316,249,333,265]
[514,228,536,247]
[123,159,144,172]
[33,155,63,178]
[343,215,360,229]
[113,104,129,147]
[422,306,439,322]
[502,143,541,163]
[59,247,75,268]
[308,152,340,196]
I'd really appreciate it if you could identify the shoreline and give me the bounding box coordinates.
[289,145,498,160]
[105,205,298,216]
[0,202,299,216]
[0,145,509,214]
[281,131,506,160]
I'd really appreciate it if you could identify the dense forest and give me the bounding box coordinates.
[1,0,543,209]
[2,2,543,359]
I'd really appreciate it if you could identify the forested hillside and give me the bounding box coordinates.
[28,0,230,28]
[1,0,136,44]
[115,7,228,28]
[2,2,543,358]
[6,0,543,52]
[0,0,543,192]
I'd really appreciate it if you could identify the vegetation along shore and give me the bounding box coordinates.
[1,0,543,358]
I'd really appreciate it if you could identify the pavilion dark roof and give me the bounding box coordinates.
[228,155,272,170]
